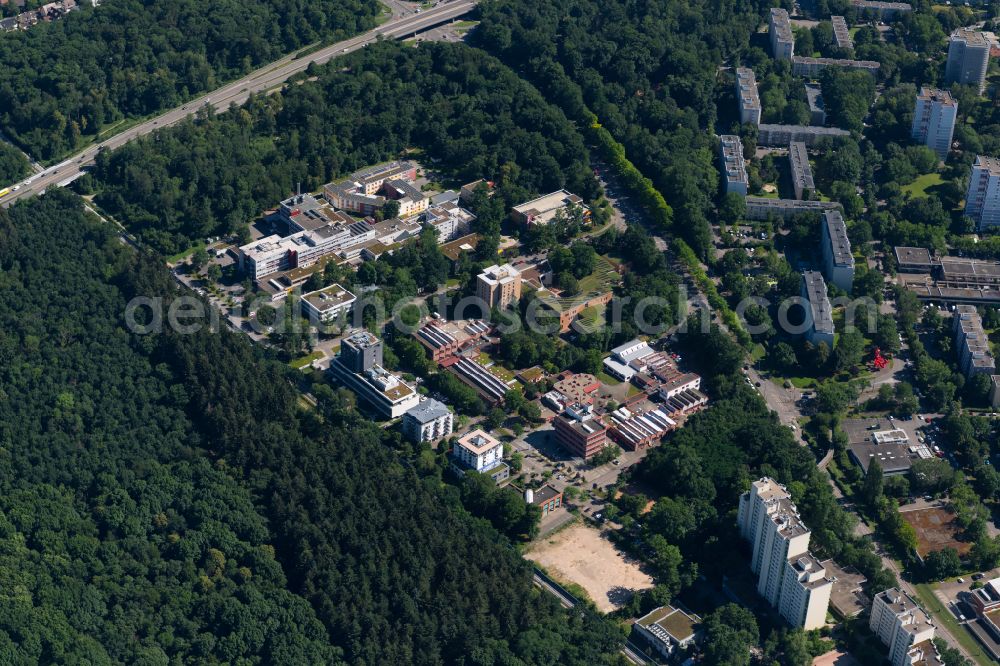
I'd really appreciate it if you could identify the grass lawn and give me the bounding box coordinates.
[901,172,945,199]
[167,241,207,265]
[787,376,817,389]
[913,583,995,665]
[596,370,622,386]
[289,350,324,369]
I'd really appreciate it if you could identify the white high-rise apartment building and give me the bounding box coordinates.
[735,67,761,126]
[821,210,854,293]
[719,135,749,196]
[911,88,957,160]
[965,155,1000,232]
[769,8,794,60]
[870,588,943,666]
[737,478,833,630]
[946,29,991,92]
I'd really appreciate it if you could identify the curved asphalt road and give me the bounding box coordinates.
[1,0,476,208]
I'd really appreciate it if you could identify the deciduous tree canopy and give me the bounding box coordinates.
[0,0,380,160]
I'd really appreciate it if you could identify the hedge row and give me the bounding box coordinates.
[586,116,673,231]
[586,115,750,347]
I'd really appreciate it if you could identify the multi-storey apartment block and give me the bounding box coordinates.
[744,197,841,220]
[788,142,815,200]
[757,124,850,147]
[719,135,749,196]
[965,155,1000,231]
[911,88,957,160]
[476,264,522,310]
[831,16,853,51]
[737,478,833,630]
[805,84,826,126]
[402,398,454,443]
[954,304,997,378]
[802,271,835,349]
[946,29,991,92]
[791,56,880,78]
[735,67,761,126]
[870,589,943,666]
[450,428,509,484]
[769,8,794,60]
[851,0,912,19]
[821,210,854,293]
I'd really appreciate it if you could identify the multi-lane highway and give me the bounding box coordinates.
[1,0,475,208]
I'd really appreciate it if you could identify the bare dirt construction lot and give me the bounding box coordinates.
[525,522,653,612]
[900,506,973,558]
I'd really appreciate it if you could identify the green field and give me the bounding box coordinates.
[290,350,324,369]
[901,172,945,199]
[596,370,623,385]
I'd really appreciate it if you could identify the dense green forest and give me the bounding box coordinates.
[472,0,768,258]
[85,41,599,255]
[0,0,380,161]
[0,189,624,663]
[0,142,30,186]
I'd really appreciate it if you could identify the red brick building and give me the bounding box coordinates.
[553,403,608,459]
